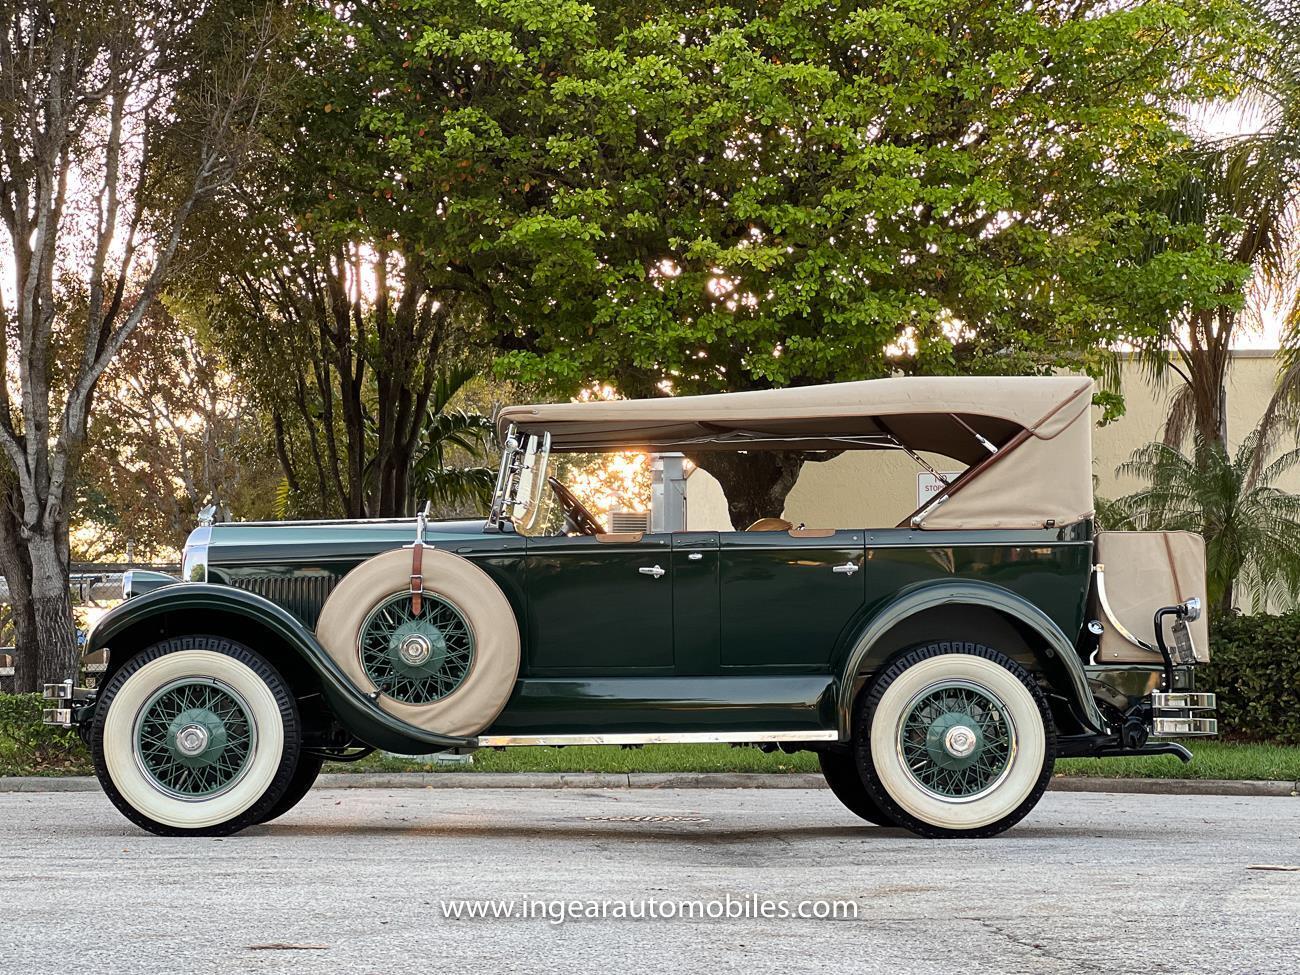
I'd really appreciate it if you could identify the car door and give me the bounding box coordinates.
[718,528,866,670]
[523,533,675,673]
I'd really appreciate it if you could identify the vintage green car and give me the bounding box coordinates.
[44,376,1215,838]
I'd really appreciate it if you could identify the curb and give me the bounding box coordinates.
[1,772,1296,797]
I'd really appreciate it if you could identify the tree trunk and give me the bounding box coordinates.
[688,451,809,530]
[27,529,78,687]
[0,500,39,693]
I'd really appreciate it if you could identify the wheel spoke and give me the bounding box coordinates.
[899,680,1016,800]
[358,592,475,704]
[134,678,255,799]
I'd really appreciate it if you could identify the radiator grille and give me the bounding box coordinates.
[228,574,338,629]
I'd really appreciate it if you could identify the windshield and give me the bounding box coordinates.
[497,432,552,534]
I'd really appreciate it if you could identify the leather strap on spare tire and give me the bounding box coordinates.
[316,548,520,737]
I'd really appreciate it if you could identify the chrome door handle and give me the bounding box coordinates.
[638,565,666,579]
[832,562,859,576]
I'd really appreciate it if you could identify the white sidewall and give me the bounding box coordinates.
[869,654,1046,830]
[102,650,286,830]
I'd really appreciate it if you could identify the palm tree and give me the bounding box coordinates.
[402,366,496,516]
[1114,427,1300,614]
[1140,3,1300,451]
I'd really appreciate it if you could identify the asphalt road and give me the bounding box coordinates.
[3,787,1298,974]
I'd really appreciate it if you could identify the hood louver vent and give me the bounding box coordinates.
[228,574,338,629]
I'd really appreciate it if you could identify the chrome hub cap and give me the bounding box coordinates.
[942,724,978,759]
[175,724,211,757]
[359,592,475,704]
[398,634,433,667]
[897,680,1017,801]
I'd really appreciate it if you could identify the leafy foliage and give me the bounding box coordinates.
[0,694,89,776]
[294,0,1251,398]
[1138,2,1300,449]
[404,366,496,514]
[1114,430,1300,611]
[1202,612,1300,744]
[267,0,1256,524]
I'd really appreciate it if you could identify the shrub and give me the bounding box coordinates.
[0,693,91,776]
[1203,613,1300,745]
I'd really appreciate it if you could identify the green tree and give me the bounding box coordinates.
[286,0,1251,526]
[1115,430,1300,614]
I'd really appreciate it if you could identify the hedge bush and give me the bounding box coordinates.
[0,693,90,776]
[1202,612,1300,745]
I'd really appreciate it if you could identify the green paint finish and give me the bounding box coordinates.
[359,592,474,703]
[483,675,838,736]
[899,681,1014,798]
[863,527,1093,644]
[670,533,722,676]
[718,530,866,670]
[135,679,253,798]
[522,534,674,673]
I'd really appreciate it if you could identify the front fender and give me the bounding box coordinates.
[837,580,1105,737]
[87,582,473,751]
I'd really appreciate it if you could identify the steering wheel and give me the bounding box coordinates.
[547,477,605,536]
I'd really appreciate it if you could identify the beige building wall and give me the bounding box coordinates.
[685,351,1298,531]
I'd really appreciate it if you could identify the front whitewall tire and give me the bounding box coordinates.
[92,638,300,836]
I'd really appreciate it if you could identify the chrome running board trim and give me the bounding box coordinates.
[474,730,840,747]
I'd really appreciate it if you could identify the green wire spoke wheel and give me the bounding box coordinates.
[359,592,476,704]
[133,677,257,800]
[897,679,1016,801]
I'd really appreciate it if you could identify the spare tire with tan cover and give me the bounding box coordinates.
[315,548,520,737]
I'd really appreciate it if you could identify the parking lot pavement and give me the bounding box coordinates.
[2,788,1298,975]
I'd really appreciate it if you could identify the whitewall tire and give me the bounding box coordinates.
[91,637,301,836]
[855,643,1055,838]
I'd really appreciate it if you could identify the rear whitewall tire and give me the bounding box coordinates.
[91,637,301,836]
[856,644,1055,838]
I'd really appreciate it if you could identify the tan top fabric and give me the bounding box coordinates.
[497,376,1093,463]
[499,376,1096,530]
[1095,531,1210,664]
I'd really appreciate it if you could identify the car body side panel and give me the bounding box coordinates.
[522,534,675,673]
[717,530,866,670]
[483,675,836,735]
[132,520,1102,744]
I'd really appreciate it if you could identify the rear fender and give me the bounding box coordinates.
[837,580,1106,737]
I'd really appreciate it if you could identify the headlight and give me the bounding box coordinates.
[181,526,211,582]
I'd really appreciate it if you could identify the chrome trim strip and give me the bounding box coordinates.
[1094,563,1156,655]
[474,730,840,747]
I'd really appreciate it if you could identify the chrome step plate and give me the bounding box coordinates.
[42,708,74,728]
[1152,691,1217,711]
[1153,716,1218,737]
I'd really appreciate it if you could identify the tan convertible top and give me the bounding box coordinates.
[497,376,1095,530]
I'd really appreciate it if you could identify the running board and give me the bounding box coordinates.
[474,730,840,747]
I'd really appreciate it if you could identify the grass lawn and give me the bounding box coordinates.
[325,740,1300,782]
